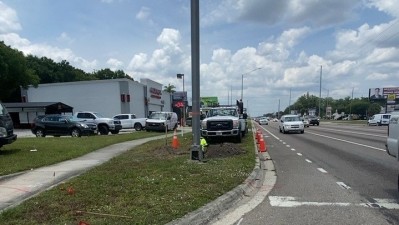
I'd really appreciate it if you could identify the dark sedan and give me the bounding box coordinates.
[31,115,97,137]
[308,116,320,126]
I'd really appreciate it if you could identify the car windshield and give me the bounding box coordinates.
[209,108,237,117]
[284,116,300,122]
[149,113,167,120]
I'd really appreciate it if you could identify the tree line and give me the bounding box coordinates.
[0,41,132,102]
[263,92,383,119]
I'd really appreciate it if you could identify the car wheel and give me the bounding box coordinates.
[134,123,143,131]
[279,127,282,133]
[35,129,46,137]
[317,123,319,126]
[99,125,109,135]
[111,130,119,134]
[71,128,81,137]
[282,128,286,134]
[301,130,304,134]
[173,123,178,130]
[236,132,242,143]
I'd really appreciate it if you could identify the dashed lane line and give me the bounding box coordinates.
[317,168,328,173]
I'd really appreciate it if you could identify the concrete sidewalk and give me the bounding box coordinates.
[0,135,164,212]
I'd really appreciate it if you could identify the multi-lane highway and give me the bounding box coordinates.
[218,121,399,225]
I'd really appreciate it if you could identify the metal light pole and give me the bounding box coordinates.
[319,65,322,118]
[177,73,185,127]
[241,67,262,101]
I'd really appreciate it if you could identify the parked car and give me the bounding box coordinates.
[259,117,268,125]
[308,116,320,126]
[0,102,17,148]
[279,115,304,134]
[31,115,97,137]
[113,114,147,131]
[368,113,391,126]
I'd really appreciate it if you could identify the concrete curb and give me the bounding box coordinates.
[166,124,269,225]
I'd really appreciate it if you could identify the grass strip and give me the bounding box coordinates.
[0,130,255,225]
[0,132,162,176]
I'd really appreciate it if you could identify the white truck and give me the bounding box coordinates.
[386,111,399,189]
[200,106,248,143]
[75,111,122,135]
[113,114,147,131]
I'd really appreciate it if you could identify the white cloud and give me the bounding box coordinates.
[0,33,97,72]
[106,58,124,70]
[366,0,399,17]
[57,32,74,44]
[0,1,21,33]
[366,72,389,80]
[136,7,150,21]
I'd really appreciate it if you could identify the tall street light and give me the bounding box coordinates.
[241,67,262,101]
[177,73,185,126]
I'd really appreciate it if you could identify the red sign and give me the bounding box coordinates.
[174,101,184,108]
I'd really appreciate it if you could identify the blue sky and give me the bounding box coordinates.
[1,0,399,116]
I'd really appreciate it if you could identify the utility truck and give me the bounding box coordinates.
[200,106,247,143]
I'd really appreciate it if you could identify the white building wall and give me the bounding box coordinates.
[127,81,146,118]
[24,78,172,118]
[26,80,121,117]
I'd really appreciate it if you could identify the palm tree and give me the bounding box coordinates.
[163,83,176,93]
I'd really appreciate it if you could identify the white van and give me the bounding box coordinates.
[145,112,178,131]
[367,113,391,126]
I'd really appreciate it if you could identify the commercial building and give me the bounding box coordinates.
[8,78,172,127]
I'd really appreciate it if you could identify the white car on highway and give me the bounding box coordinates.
[259,117,268,125]
[279,115,304,134]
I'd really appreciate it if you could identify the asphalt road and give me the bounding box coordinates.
[215,122,399,225]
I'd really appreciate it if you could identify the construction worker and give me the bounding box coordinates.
[200,137,208,157]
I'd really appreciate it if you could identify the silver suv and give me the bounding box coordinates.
[279,115,305,134]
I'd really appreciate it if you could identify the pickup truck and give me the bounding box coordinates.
[113,114,147,131]
[0,102,17,148]
[75,111,122,135]
[200,106,247,143]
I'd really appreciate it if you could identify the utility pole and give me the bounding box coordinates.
[349,87,354,120]
[319,65,322,118]
[190,0,201,161]
[289,88,292,114]
[278,99,280,119]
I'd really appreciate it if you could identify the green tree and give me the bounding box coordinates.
[0,42,39,101]
[163,83,176,93]
[368,103,382,116]
[92,68,132,80]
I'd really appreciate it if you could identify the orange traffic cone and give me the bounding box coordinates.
[256,129,262,143]
[172,129,180,149]
[259,136,267,152]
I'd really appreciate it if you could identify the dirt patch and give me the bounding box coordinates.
[152,142,246,159]
[205,142,246,159]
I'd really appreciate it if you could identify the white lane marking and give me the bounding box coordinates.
[286,145,291,147]
[297,153,302,156]
[305,159,312,163]
[283,142,286,144]
[291,148,296,151]
[317,168,328,173]
[269,196,350,207]
[337,182,351,189]
[236,218,244,225]
[306,131,386,152]
[269,196,399,209]
[314,127,386,138]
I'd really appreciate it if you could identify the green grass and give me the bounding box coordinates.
[0,132,162,176]
[0,130,256,225]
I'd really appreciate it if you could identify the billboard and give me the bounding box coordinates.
[200,97,219,107]
[369,87,399,101]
